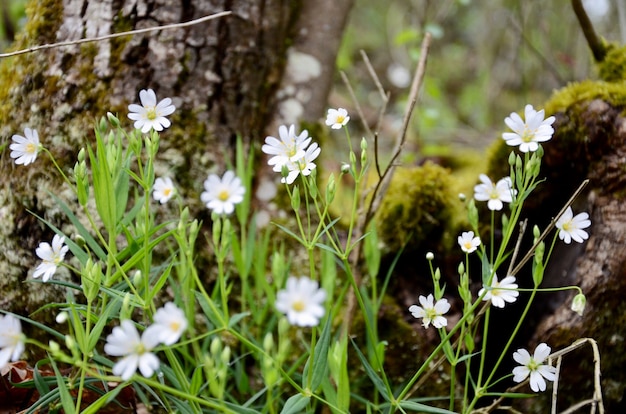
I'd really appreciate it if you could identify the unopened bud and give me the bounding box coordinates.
[426,252,434,261]
[571,293,586,316]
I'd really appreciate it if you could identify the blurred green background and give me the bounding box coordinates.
[333,0,621,158]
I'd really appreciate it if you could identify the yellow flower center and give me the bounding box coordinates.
[562,221,572,231]
[335,115,345,124]
[463,241,473,250]
[169,321,180,332]
[292,300,306,312]
[218,189,230,201]
[163,188,172,197]
[521,128,536,143]
[26,143,37,154]
[146,107,158,120]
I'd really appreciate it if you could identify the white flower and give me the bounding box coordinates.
[502,104,555,153]
[458,231,481,253]
[33,234,69,282]
[275,276,327,327]
[200,170,246,215]
[104,320,161,381]
[409,294,451,329]
[10,128,40,166]
[555,207,591,244]
[325,108,350,129]
[152,177,176,204]
[262,125,312,173]
[512,343,557,392]
[473,174,516,211]
[0,314,25,370]
[147,302,187,346]
[571,293,586,316]
[128,89,176,133]
[282,142,321,184]
[479,274,519,308]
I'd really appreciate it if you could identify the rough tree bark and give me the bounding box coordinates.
[0,0,353,326]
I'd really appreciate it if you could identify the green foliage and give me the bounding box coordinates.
[376,162,455,253]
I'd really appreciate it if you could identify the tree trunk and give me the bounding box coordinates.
[0,0,352,324]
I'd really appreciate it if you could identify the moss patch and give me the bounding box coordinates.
[376,162,456,253]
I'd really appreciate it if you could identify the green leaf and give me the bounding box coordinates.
[280,393,311,414]
[51,359,75,413]
[350,338,390,402]
[81,384,126,414]
[88,299,122,350]
[303,316,331,391]
[398,401,456,413]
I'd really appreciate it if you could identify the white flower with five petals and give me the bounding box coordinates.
[104,320,161,381]
[33,235,69,282]
[409,294,451,329]
[10,128,40,166]
[200,171,246,215]
[512,343,557,392]
[325,108,350,129]
[262,125,312,173]
[458,231,481,253]
[147,302,187,346]
[275,276,327,327]
[0,314,25,370]
[473,174,517,211]
[282,142,321,184]
[128,89,176,133]
[555,207,591,244]
[479,274,519,308]
[502,104,555,153]
[152,177,176,204]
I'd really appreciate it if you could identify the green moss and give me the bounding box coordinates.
[597,43,626,82]
[376,162,456,253]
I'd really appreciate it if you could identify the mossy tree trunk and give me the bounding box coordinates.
[0,0,352,324]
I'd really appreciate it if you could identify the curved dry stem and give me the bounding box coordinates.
[0,11,232,59]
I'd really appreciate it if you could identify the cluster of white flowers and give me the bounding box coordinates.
[105,302,188,381]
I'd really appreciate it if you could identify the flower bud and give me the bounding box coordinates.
[263,333,274,353]
[56,311,69,324]
[360,137,368,165]
[458,193,466,201]
[426,252,434,261]
[291,185,301,210]
[457,262,465,276]
[210,337,222,356]
[326,174,336,204]
[571,293,586,316]
[340,163,350,175]
[107,112,121,128]
[508,151,516,167]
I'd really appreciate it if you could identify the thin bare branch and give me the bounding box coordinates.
[340,70,373,138]
[0,11,232,59]
[363,32,432,229]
